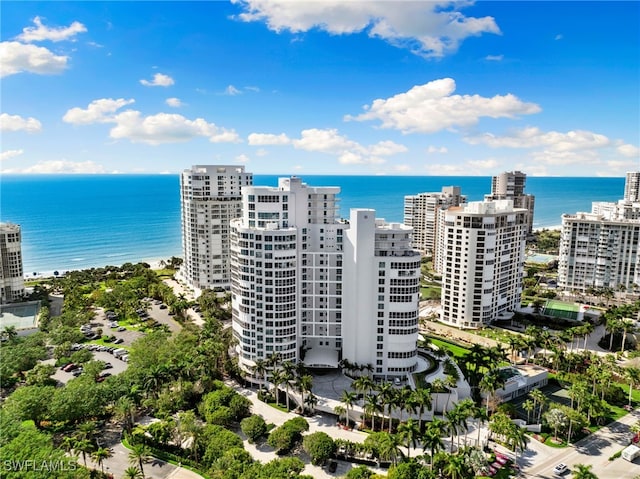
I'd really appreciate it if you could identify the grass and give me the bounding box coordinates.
[429,338,470,358]
[420,286,441,301]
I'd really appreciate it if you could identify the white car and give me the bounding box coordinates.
[553,463,568,476]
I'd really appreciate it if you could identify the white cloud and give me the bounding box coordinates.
[616,143,640,158]
[423,163,467,175]
[0,113,42,132]
[0,149,24,161]
[245,86,260,92]
[166,97,183,108]
[63,98,135,125]
[16,16,87,43]
[465,127,610,152]
[368,140,408,156]
[225,85,241,95]
[555,34,563,41]
[64,98,240,145]
[247,133,291,145]
[485,54,503,61]
[467,158,499,169]
[346,78,540,134]
[4,160,107,174]
[0,41,69,77]
[140,73,175,87]
[109,111,240,145]
[234,1,500,58]
[235,154,250,163]
[393,164,411,173]
[530,149,600,166]
[427,145,448,154]
[255,148,268,157]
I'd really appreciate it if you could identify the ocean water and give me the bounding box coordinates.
[0,174,625,275]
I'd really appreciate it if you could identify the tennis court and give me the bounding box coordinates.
[541,299,580,320]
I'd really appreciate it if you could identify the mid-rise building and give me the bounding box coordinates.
[485,171,535,233]
[558,173,640,293]
[0,223,25,303]
[404,186,466,255]
[230,177,420,378]
[179,165,253,295]
[437,200,528,329]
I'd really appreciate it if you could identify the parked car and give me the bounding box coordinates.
[103,362,113,369]
[553,464,568,476]
[327,461,338,473]
[72,369,84,377]
[117,326,126,332]
[63,363,78,372]
[159,304,167,309]
[113,338,124,344]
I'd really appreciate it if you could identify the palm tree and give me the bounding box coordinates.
[281,361,296,411]
[377,381,395,431]
[443,452,467,479]
[1,325,18,343]
[91,447,112,475]
[479,369,505,415]
[581,322,594,350]
[571,463,599,479]
[251,358,268,393]
[128,443,150,479]
[114,396,136,435]
[410,388,432,431]
[472,406,489,447]
[340,390,358,429]
[625,367,640,407]
[422,420,445,471]
[397,418,421,458]
[123,466,143,479]
[529,388,547,423]
[334,405,346,425]
[507,425,529,465]
[445,408,462,453]
[269,368,285,406]
[352,375,375,402]
[296,374,313,413]
[396,385,413,423]
[621,321,635,354]
[73,438,94,468]
[364,393,382,431]
[523,399,535,424]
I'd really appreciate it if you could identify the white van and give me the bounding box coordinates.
[622,444,640,462]
[113,348,128,358]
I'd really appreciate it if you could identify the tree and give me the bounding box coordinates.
[128,443,150,479]
[302,431,336,465]
[625,367,640,407]
[3,385,54,428]
[91,447,113,475]
[74,438,94,468]
[340,390,357,429]
[544,408,568,442]
[345,465,374,479]
[422,419,445,470]
[443,452,467,479]
[241,414,267,443]
[123,467,143,479]
[410,388,432,431]
[397,418,420,457]
[571,464,599,479]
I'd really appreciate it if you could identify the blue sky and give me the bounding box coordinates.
[1,1,638,176]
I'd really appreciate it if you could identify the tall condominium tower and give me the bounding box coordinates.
[403,186,466,255]
[0,223,25,303]
[485,171,535,233]
[558,173,640,293]
[437,200,528,329]
[230,177,420,378]
[179,165,253,294]
[625,171,640,202]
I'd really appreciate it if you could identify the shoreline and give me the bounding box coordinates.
[24,257,173,281]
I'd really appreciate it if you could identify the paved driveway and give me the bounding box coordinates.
[521,410,640,478]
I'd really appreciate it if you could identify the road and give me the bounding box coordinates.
[521,410,640,479]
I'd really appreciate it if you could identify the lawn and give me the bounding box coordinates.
[429,337,470,358]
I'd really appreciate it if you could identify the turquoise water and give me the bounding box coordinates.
[0,174,625,274]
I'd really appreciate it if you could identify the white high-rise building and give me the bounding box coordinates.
[0,223,25,303]
[343,210,421,377]
[179,165,253,294]
[437,200,528,329]
[230,177,420,377]
[625,171,640,202]
[485,171,535,233]
[558,172,640,293]
[404,186,466,255]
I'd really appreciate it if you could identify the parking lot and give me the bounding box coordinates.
[44,349,128,385]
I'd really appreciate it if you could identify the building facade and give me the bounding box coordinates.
[0,223,25,303]
[485,171,535,233]
[403,186,466,255]
[230,177,420,378]
[437,200,528,329]
[558,172,640,293]
[179,165,253,295]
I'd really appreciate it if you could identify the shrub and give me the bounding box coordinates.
[241,415,267,443]
[302,431,336,465]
